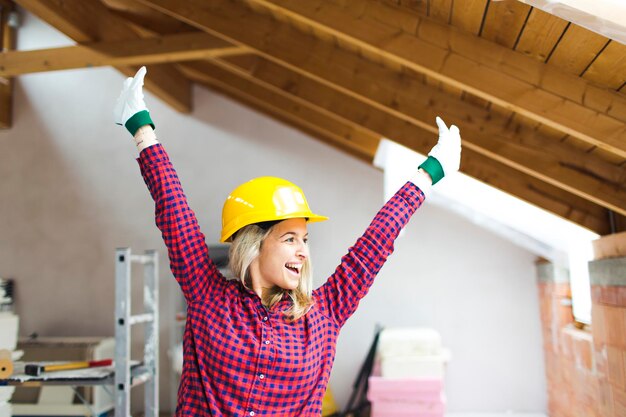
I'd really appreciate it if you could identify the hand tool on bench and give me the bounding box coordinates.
[25,359,113,376]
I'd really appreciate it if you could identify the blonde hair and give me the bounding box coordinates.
[229,223,314,321]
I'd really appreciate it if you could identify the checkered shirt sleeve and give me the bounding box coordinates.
[314,182,425,327]
[137,144,224,303]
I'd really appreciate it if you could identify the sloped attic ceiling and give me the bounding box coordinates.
[1,0,625,235]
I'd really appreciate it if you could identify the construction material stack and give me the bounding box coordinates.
[0,279,18,417]
[367,327,450,417]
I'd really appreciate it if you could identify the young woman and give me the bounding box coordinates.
[114,67,461,416]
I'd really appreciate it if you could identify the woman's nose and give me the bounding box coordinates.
[296,243,308,259]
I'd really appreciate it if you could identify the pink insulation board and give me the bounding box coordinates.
[368,377,445,417]
[370,400,445,417]
[368,377,444,401]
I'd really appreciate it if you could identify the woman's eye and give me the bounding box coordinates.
[304,239,309,244]
[285,237,295,243]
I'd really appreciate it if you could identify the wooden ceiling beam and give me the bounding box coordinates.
[462,151,620,235]
[101,0,197,35]
[209,55,618,234]
[0,0,15,129]
[178,62,379,163]
[14,0,192,112]
[209,54,444,165]
[13,0,101,42]
[132,0,626,216]
[0,32,248,76]
[245,0,626,158]
[186,58,615,234]
[217,55,625,192]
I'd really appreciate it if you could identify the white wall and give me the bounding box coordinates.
[0,11,546,413]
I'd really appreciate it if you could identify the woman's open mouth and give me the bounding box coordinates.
[285,263,302,276]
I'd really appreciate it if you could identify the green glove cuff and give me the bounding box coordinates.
[125,110,155,136]
[418,156,445,185]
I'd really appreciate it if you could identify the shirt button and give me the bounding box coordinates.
[259,374,265,379]
[263,316,268,321]
[249,412,255,416]
[264,340,270,345]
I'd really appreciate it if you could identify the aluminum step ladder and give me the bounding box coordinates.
[115,248,159,417]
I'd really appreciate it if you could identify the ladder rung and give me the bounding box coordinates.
[130,254,154,264]
[129,313,154,325]
[131,372,153,387]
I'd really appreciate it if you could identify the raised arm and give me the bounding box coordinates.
[114,67,224,303]
[314,117,462,327]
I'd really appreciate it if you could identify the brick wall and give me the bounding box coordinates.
[536,261,579,417]
[590,232,626,417]
[536,232,626,417]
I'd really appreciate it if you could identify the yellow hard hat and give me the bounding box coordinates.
[220,176,328,242]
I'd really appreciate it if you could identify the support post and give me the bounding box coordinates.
[0,1,16,129]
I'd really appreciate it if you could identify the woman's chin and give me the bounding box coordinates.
[281,277,300,290]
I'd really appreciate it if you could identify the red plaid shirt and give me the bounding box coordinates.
[138,144,425,416]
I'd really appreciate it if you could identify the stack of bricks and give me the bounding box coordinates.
[536,260,579,417]
[536,231,626,417]
[589,232,626,417]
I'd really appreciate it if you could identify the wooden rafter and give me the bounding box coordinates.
[0,0,15,129]
[0,32,249,76]
[101,0,197,35]
[5,0,625,233]
[14,0,193,112]
[215,54,625,192]
[184,58,615,234]
[131,0,626,217]
[241,0,626,158]
[214,55,621,234]
[179,62,379,163]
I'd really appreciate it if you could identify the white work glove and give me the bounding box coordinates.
[113,66,155,136]
[418,116,462,185]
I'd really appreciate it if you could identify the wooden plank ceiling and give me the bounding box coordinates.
[2,0,625,235]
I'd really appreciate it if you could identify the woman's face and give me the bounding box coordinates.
[251,218,309,292]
